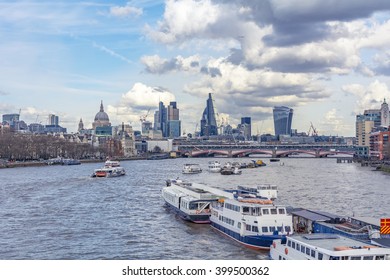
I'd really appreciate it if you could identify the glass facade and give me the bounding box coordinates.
[200,93,218,136]
[273,106,293,137]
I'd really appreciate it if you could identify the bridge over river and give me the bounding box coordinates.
[177,144,355,158]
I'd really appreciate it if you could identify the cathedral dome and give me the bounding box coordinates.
[94,101,110,122]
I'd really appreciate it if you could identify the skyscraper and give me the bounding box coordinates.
[200,93,218,137]
[241,117,251,140]
[273,106,293,137]
[48,114,59,126]
[167,102,181,138]
[153,101,181,138]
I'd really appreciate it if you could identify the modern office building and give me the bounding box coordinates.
[153,101,181,138]
[273,106,293,137]
[355,114,374,146]
[48,114,59,126]
[200,93,218,137]
[241,117,251,140]
[2,114,19,125]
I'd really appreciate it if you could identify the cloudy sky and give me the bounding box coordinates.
[2,0,390,136]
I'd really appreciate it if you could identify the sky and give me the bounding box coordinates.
[2,0,390,136]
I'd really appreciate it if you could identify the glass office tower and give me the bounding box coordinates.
[273,106,293,137]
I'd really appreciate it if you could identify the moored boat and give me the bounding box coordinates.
[162,179,220,223]
[182,163,202,174]
[270,233,390,260]
[209,191,292,250]
[290,208,388,247]
[208,161,222,173]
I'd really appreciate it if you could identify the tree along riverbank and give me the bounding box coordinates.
[0,157,147,169]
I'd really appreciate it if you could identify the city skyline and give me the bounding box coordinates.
[2,1,390,136]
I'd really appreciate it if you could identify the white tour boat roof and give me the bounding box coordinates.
[288,234,390,256]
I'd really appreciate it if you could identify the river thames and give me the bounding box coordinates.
[0,157,389,260]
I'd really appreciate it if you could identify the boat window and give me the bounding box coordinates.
[287,240,291,247]
[238,222,241,229]
[278,208,285,214]
[375,256,384,260]
[246,224,251,231]
[363,256,373,260]
[301,245,305,253]
[284,226,291,233]
[277,226,283,232]
[306,248,310,256]
[279,256,282,260]
[269,226,276,232]
[252,226,259,232]
[263,209,269,215]
[262,227,268,233]
[291,242,295,249]
[350,256,361,260]
[311,249,315,258]
[296,243,300,251]
[318,253,323,260]
[243,207,250,214]
[270,209,277,215]
[329,256,340,260]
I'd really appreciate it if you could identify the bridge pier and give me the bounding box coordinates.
[272,150,277,158]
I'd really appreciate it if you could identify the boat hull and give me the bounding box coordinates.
[211,221,286,250]
[164,202,210,224]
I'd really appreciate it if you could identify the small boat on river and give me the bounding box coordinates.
[91,160,126,178]
[182,163,202,174]
[208,161,222,173]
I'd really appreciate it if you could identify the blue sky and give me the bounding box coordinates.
[2,0,390,136]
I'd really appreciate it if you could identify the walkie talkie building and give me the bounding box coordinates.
[273,106,293,137]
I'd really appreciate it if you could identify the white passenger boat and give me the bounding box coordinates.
[270,233,390,260]
[234,185,278,201]
[208,161,222,173]
[162,179,220,223]
[91,160,126,178]
[182,163,202,174]
[209,189,292,250]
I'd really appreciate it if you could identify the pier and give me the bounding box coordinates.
[336,157,353,163]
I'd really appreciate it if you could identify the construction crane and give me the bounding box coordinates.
[139,108,151,123]
[307,122,318,136]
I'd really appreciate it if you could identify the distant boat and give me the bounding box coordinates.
[182,164,202,174]
[46,157,80,165]
[147,154,169,160]
[270,158,280,162]
[208,161,222,173]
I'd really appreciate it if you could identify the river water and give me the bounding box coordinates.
[0,157,389,260]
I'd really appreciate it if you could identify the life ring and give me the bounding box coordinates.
[272,242,276,248]
[285,248,288,255]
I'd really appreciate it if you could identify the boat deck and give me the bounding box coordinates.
[290,234,374,252]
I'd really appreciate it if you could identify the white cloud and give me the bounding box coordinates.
[106,83,176,129]
[319,108,353,135]
[110,3,143,17]
[141,54,200,74]
[342,80,390,113]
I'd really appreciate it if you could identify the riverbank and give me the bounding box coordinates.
[0,157,148,169]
